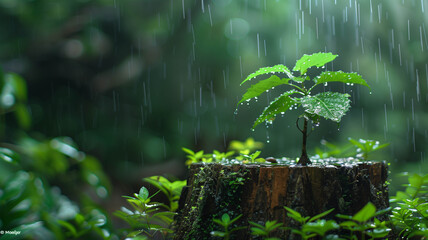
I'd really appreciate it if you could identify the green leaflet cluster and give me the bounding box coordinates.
[237,52,370,129]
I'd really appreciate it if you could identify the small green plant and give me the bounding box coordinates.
[249,220,283,240]
[211,213,245,240]
[315,138,389,160]
[336,202,391,239]
[237,52,370,165]
[228,137,264,155]
[212,150,235,162]
[182,147,213,165]
[348,138,389,161]
[284,207,336,239]
[143,176,186,212]
[236,150,264,163]
[114,186,175,239]
[390,173,428,238]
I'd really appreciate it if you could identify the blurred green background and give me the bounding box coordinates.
[1,0,427,203]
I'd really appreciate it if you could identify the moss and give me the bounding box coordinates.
[176,164,249,240]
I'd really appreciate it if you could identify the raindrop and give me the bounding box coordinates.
[321,0,325,22]
[264,39,267,56]
[420,26,424,51]
[182,0,185,19]
[416,69,420,102]
[316,17,319,39]
[377,3,381,23]
[257,33,260,58]
[398,44,402,66]
[408,19,411,41]
[239,56,243,78]
[208,4,213,26]
[369,0,373,22]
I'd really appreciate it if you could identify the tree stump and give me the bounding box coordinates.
[173,159,389,239]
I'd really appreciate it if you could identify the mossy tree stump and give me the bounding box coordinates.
[174,160,389,239]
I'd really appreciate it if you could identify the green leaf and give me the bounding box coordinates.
[238,75,289,105]
[265,220,283,231]
[251,227,268,236]
[301,92,351,122]
[0,147,20,164]
[338,220,358,227]
[241,64,293,85]
[309,208,335,222]
[211,231,226,237]
[314,71,370,89]
[352,202,376,222]
[348,138,365,150]
[417,202,428,217]
[366,227,391,238]
[284,206,302,218]
[4,73,27,101]
[14,103,31,129]
[249,221,265,229]
[253,90,299,129]
[182,147,195,155]
[229,214,243,225]
[138,187,149,200]
[213,219,226,227]
[302,219,339,237]
[221,213,231,225]
[58,220,78,237]
[293,52,338,75]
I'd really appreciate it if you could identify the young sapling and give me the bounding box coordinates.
[237,52,370,165]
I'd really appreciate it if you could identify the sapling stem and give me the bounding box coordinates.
[298,117,311,165]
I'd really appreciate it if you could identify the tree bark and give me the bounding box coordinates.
[174,161,389,239]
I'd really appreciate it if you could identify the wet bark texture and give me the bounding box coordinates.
[174,162,389,239]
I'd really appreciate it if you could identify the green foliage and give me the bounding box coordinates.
[0,70,114,240]
[236,150,264,163]
[253,90,299,129]
[183,137,265,165]
[348,138,389,161]
[182,147,213,165]
[301,92,351,122]
[228,137,264,155]
[116,176,185,239]
[285,204,390,240]
[249,220,283,239]
[315,138,389,161]
[391,173,428,238]
[313,71,371,89]
[212,150,235,162]
[240,65,293,86]
[336,202,391,239]
[143,176,186,212]
[284,207,336,239]
[0,68,31,131]
[238,75,289,105]
[211,213,245,240]
[114,187,175,239]
[293,52,338,75]
[238,52,369,129]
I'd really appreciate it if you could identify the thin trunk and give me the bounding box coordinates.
[298,118,311,165]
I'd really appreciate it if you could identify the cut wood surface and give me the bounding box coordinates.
[174,160,389,239]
